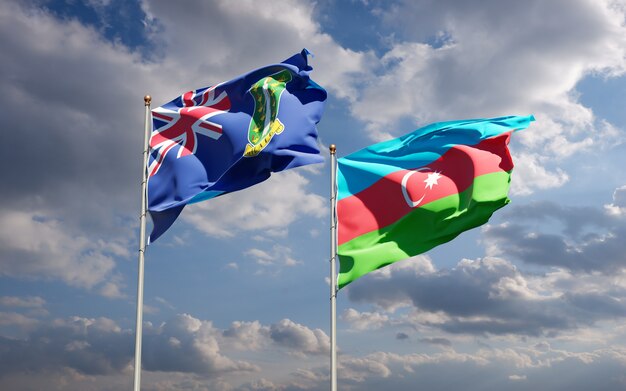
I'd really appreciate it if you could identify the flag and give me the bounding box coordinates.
[147,49,327,243]
[336,115,534,288]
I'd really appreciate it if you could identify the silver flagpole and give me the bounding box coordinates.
[329,145,338,391]
[133,95,151,391]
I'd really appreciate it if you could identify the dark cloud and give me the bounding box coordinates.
[419,337,451,347]
[395,332,409,341]
[237,345,626,391]
[142,314,258,374]
[0,0,155,293]
[485,200,626,273]
[335,348,626,391]
[0,314,261,378]
[0,317,132,376]
[347,256,626,336]
[0,0,147,231]
[223,318,330,356]
[268,319,329,356]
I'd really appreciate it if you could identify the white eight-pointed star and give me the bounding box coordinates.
[424,171,442,189]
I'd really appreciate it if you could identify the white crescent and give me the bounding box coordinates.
[401,168,430,208]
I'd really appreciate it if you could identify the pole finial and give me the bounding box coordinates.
[329,144,336,155]
[144,95,152,105]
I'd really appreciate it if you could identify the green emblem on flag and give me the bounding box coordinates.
[244,69,292,157]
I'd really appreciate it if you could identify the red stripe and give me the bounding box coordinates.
[149,141,178,177]
[152,111,172,121]
[150,125,186,148]
[198,88,212,106]
[182,91,194,107]
[179,131,194,157]
[337,133,513,245]
[198,121,223,134]
[211,95,231,111]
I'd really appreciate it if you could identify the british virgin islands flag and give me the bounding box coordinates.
[147,49,327,243]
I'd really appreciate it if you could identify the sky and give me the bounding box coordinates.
[1,0,626,390]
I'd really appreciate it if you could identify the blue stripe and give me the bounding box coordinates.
[337,115,534,200]
[188,190,225,204]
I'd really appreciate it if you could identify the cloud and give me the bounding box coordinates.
[0,368,239,391]
[234,368,329,391]
[98,281,126,299]
[140,0,371,101]
[3,338,626,390]
[0,312,39,328]
[342,308,389,331]
[223,318,330,357]
[245,245,302,268]
[0,296,45,308]
[143,314,259,374]
[395,332,409,341]
[184,171,325,238]
[371,0,626,127]
[223,320,268,351]
[0,296,48,336]
[484,198,626,273]
[346,255,626,336]
[605,185,626,216]
[509,152,570,195]
[0,0,149,226]
[0,210,122,291]
[0,0,151,294]
[419,337,452,348]
[268,319,330,356]
[0,313,263,380]
[237,378,281,391]
[0,312,335,389]
[334,346,626,390]
[0,316,132,376]
[2,312,626,390]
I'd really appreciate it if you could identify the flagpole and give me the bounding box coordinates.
[133,95,151,391]
[329,144,338,391]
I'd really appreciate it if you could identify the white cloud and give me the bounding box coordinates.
[0,296,45,308]
[184,171,325,238]
[140,0,371,102]
[509,152,569,195]
[342,308,389,331]
[0,210,120,290]
[0,312,39,328]
[223,321,269,351]
[340,355,392,382]
[605,185,626,216]
[154,296,176,310]
[245,245,302,268]
[224,262,240,271]
[333,345,626,389]
[268,319,330,356]
[223,317,333,358]
[143,314,259,374]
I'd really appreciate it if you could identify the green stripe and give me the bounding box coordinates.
[337,171,512,289]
